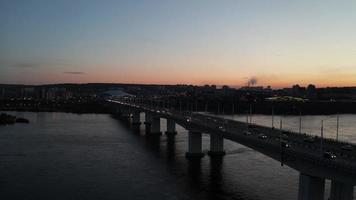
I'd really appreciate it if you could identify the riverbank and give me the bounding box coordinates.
[0,99,112,114]
[186,100,356,115]
[2,99,356,115]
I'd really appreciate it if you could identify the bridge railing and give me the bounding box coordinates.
[108,98,356,161]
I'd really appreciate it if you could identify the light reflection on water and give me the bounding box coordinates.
[218,114,356,143]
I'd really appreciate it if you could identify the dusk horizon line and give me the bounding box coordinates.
[1,82,356,90]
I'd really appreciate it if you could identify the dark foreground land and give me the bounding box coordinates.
[0,113,29,125]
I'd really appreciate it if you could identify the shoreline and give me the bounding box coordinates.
[2,99,356,116]
[1,108,355,117]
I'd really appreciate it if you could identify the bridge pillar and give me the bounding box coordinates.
[298,173,325,200]
[144,112,151,124]
[329,180,354,200]
[115,107,121,114]
[165,118,177,136]
[208,133,225,157]
[149,117,162,135]
[185,131,205,159]
[120,109,131,124]
[132,112,141,125]
[144,112,152,133]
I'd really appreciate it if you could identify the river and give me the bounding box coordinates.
[0,112,355,200]
[219,114,356,143]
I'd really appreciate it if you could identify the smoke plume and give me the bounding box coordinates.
[247,77,258,87]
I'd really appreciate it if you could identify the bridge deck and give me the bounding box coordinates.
[108,99,356,185]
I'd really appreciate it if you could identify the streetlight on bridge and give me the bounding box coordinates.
[319,114,341,155]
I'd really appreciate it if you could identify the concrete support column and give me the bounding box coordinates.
[330,180,354,200]
[298,173,325,200]
[144,112,151,124]
[144,112,152,133]
[165,118,177,136]
[149,117,162,135]
[185,131,205,159]
[208,133,225,156]
[115,107,121,114]
[121,109,129,116]
[120,109,130,124]
[166,133,176,157]
[132,112,141,125]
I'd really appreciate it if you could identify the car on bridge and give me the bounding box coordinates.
[243,131,252,136]
[281,133,289,139]
[341,144,353,151]
[217,126,226,132]
[248,124,259,129]
[281,131,290,136]
[258,134,268,139]
[281,140,291,148]
[303,136,315,143]
[185,116,191,122]
[323,151,337,159]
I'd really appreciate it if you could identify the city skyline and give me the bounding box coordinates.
[1,0,356,88]
[2,2,356,199]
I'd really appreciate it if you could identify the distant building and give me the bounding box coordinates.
[292,84,306,97]
[100,89,134,98]
[22,87,35,99]
[240,86,264,92]
[318,87,356,100]
[292,84,301,97]
[1,88,4,99]
[46,87,68,100]
[306,84,317,100]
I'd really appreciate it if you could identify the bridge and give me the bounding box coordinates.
[105,98,356,200]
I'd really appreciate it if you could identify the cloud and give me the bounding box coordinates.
[10,60,76,69]
[63,71,86,75]
[12,62,39,68]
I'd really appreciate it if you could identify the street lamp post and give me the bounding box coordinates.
[232,103,235,115]
[271,106,274,128]
[249,104,252,124]
[246,111,249,126]
[179,101,182,112]
[299,111,302,134]
[279,117,284,166]
[336,113,339,141]
[246,110,249,132]
[321,120,324,155]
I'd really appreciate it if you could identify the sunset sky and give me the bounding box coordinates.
[1,0,356,88]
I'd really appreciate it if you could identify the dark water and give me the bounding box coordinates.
[1,112,353,200]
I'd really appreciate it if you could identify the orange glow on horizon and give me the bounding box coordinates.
[28,73,356,89]
[13,63,356,89]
